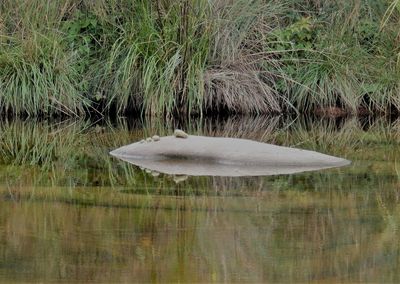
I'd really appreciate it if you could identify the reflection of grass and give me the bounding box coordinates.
[0,120,88,168]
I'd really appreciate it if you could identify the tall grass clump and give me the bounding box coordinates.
[0,0,90,117]
[93,0,211,116]
[268,0,400,114]
[203,0,286,114]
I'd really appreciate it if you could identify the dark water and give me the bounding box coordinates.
[0,116,399,283]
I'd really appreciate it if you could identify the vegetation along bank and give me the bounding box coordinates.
[0,0,399,117]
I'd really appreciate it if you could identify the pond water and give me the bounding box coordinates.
[0,116,399,283]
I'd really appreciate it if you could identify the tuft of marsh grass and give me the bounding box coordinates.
[203,0,287,114]
[0,0,90,117]
[0,34,89,117]
[266,0,400,114]
[94,0,212,116]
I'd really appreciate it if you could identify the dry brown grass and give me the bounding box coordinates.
[203,0,285,114]
[204,63,281,114]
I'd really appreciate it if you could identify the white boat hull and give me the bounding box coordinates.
[110,135,351,177]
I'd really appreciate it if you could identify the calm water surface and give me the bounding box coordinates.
[0,116,399,283]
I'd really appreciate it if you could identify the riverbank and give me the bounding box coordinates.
[1,1,399,117]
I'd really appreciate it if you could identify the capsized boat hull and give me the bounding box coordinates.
[110,135,351,177]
